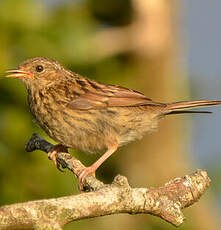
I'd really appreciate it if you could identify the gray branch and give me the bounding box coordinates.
[0,134,211,229]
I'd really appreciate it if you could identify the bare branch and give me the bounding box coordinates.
[25,133,103,191]
[0,134,211,229]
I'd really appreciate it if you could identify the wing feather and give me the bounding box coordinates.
[67,78,164,110]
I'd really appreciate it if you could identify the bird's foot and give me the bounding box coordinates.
[75,166,96,190]
[48,144,68,172]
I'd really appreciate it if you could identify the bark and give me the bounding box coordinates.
[0,134,211,230]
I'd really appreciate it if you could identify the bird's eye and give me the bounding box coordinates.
[36,65,44,72]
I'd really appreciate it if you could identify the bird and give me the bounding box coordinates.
[6,57,221,189]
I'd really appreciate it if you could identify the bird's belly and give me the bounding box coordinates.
[35,111,109,153]
[32,105,121,153]
[31,102,160,153]
[59,107,159,151]
[115,108,159,147]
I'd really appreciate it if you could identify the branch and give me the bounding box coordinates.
[0,134,211,229]
[25,134,103,191]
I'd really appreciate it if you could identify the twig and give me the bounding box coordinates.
[25,133,103,191]
[0,134,211,229]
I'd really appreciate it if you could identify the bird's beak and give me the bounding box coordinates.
[5,69,32,79]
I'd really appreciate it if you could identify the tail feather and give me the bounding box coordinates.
[168,110,212,115]
[164,100,221,114]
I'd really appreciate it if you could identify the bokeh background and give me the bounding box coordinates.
[0,0,221,229]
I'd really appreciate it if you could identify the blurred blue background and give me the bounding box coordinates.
[184,0,221,205]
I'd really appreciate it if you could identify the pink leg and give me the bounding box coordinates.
[78,142,118,190]
[48,144,68,171]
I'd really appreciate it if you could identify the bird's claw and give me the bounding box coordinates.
[47,144,68,172]
[48,150,64,172]
[75,166,96,190]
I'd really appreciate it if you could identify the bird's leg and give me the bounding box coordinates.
[76,142,118,190]
[48,144,68,172]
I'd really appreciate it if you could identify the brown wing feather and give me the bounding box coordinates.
[67,78,165,110]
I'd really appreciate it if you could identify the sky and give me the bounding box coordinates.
[184,0,221,79]
[182,0,221,169]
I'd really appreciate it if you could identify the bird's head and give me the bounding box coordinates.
[6,57,69,90]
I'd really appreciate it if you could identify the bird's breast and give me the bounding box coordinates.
[28,89,64,140]
[27,89,112,152]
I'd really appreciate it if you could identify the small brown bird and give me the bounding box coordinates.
[6,57,221,188]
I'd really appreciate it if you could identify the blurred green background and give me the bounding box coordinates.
[0,0,221,229]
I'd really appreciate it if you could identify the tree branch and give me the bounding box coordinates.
[0,134,211,229]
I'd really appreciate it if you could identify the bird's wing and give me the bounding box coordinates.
[67,78,165,110]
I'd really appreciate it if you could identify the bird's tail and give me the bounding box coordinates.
[164,100,221,115]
